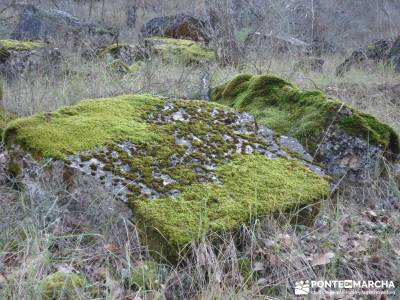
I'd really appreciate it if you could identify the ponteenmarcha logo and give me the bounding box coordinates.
[294,280,395,296]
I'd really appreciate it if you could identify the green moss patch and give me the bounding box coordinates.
[0,39,45,51]
[145,37,215,63]
[4,94,163,159]
[211,74,399,157]
[135,154,328,258]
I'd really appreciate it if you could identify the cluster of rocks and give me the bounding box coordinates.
[0,4,118,79]
[3,3,400,77]
[0,5,218,78]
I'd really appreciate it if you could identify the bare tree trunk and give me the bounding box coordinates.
[101,0,105,22]
[88,0,93,19]
[126,0,137,28]
[311,0,315,41]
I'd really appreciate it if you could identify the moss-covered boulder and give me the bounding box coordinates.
[0,39,45,63]
[0,39,61,78]
[211,74,399,180]
[4,95,329,260]
[145,37,215,64]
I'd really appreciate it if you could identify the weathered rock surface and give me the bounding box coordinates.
[3,94,328,260]
[336,39,393,76]
[140,14,209,42]
[211,75,399,181]
[13,5,118,48]
[0,39,61,78]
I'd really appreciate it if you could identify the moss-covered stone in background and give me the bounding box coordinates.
[107,59,143,75]
[39,271,86,300]
[145,37,215,64]
[210,74,399,158]
[0,39,61,79]
[95,43,146,64]
[0,39,45,63]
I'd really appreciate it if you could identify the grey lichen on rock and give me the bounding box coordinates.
[4,94,329,260]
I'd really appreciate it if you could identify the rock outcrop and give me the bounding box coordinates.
[211,75,399,181]
[13,5,118,48]
[140,14,209,42]
[0,39,61,78]
[336,39,393,76]
[3,94,329,260]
